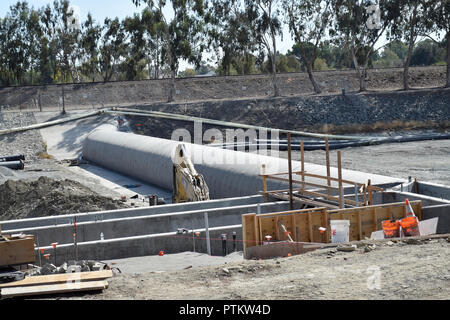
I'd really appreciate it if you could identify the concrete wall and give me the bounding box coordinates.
[417,182,450,201]
[422,204,450,234]
[8,201,290,248]
[35,225,243,265]
[373,191,450,207]
[0,195,265,231]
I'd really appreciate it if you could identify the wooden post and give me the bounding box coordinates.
[307,212,313,242]
[287,133,294,211]
[61,85,66,115]
[301,141,305,194]
[262,164,268,202]
[368,180,373,206]
[325,138,331,196]
[337,151,344,209]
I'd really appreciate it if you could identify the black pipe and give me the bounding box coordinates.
[232,232,237,252]
[0,160,24,170]
[215,132,450,151]
[221,234,227,257]
[0,155,25,162]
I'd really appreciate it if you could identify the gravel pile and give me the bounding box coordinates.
[0,111,46,162]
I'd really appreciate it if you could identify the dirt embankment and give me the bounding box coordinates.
[0,66,446,111]
[125,88,450,139]
[0,176,128,221]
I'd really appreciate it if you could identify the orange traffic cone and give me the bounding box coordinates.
[405,199,416,217]
[401,199,420,237]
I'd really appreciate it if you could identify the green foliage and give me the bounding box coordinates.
[411,39,446,66]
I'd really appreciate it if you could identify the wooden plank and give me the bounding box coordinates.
[0,280,108,299]
[357,212,362,240]
[325,138,331,196]
[337,151,344,209]
[323,209,330,243]
[308,212,314,242]
[265,172,365,187]
[368,180,373,206]
[0,236,35,267]
[301,141,305,193]
[291,215,297,241]
[242,214,256,254]
[267,192,339,209]
[0,270,113,288]
[262,164,268,202]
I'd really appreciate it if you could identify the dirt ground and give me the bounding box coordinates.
[0,176,128,221]
[0,66,446,112]
[62,237,450,300]
[278,137,450,187]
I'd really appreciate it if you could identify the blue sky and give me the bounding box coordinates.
[0,0,146,24]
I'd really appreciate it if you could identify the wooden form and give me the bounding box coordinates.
[0,235,35,267]
[0,270,114,289]
[0,281,109,299]
[260,168,384,208]
[242,201,423,258]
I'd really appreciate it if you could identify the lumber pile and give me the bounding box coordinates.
[0,270,113,299]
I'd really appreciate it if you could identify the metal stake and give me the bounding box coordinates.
[204,212,211,256]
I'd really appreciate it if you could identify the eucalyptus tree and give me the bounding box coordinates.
[245,0,283,96]
[333,0,400,91]
[132,0,207,102]
[428,0,450,87]
[81,13,102,81]
[121,13,147,80]
[389,0,431,90]
[205,0,256,76]
[282,0,333,94]
[98,18,127,81]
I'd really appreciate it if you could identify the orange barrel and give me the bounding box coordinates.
[382,220,400,238]
[400,216,420,237]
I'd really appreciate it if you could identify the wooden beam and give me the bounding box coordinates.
[287,133,294,210]
[266,192,339,209]
[307,212,314,242]
[262,164,268,202]
[337,151,344,209]
[301,141,305,193]
[0,280,109,299]
[0,270,113,288]
[325,138,331,196]
[263,172,366,187]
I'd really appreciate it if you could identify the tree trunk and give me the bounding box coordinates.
[306,62,322,94]
[359,68,367,92]
[271,31,280,97]
[403,35,415,90]
[168,67,176,103]
[351,47,366,92]
[271,54,279,97]
[446,31,450,88]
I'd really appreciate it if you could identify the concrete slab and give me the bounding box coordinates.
[104,251,243,274]
[69,164,172,203]
[35,111,113,160]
